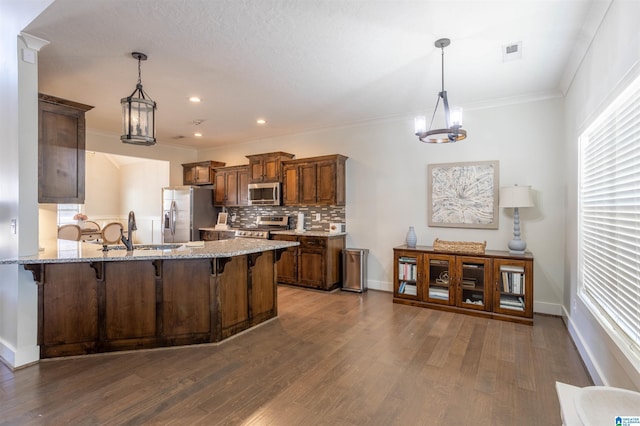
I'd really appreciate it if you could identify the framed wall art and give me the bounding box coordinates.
[427,160,499,229]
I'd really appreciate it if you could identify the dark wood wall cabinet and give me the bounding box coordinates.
[28,252,278,358]
[38,94,93,204]
[282,154,347,206]
[182,160,226,186]
[246,151,294,183]
[272,234,345,291]
[213,165,249,206]
[393,246,534,325]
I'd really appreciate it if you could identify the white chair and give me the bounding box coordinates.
[83,220,101,231]
[81,220,102,241]
[101,222,123,245]
[57,224,82,241]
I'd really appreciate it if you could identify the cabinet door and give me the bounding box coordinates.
[38,101,87,203]
[104,261,157,340]
[194,164,212,184]
[272,235,297,283]
[237,167,249,205]
[162,259,212,336]
[249,159,264,182]
[214,172,226,205]
[299,163,318,204]
[183,165,196,185]
[456,256,491,311]
[263,157,279,181]
[316,161,337,205]
[41,263,98,355]
[394,251,420,300]
[282,164,300,205]
[424,254,455,305]
[298,248,325,288]
[493,259,533,318]
[225,170,239,205]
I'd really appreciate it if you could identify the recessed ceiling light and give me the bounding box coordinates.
[194,132,203,137]
[189,96,201,103]
[256,118,267,125]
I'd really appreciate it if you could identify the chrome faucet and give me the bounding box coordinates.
[120,210,137,251]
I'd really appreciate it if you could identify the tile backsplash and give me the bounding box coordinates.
[226,205,345,232]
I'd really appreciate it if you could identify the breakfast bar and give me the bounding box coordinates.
[4,239,298,358]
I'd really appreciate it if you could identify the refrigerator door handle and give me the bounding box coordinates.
[170,200,177,235]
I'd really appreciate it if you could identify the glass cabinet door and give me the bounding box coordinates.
[457,257,491,311]
[424,254,454,305]
[395,253,419,300]
[494,260,532,317]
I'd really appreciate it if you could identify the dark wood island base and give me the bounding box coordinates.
[24,251,279,358]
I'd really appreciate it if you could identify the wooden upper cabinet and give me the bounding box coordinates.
[282,154,347,206]
[214,165,249,206]
[38,94,93,204]
[182,160,225,186]
[246,152,294,183]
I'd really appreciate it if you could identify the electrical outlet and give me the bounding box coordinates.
[10,219,17,234]
[315,213,321,221]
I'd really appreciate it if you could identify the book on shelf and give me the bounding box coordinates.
[500,270,525,294]
[398,281,417,296]
[403,283,417,296]
[398,262,418,281]
[500,296,524,311]
[428,286,449,300]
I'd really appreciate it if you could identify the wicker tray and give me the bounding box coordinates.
[433,238,486,255]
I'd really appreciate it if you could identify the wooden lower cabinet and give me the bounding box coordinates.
[31,253,278,358]
[200,229,236,241]
[393,246,533,325]
[272,234,344,290]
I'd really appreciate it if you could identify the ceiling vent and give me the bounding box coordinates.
[503,42,522,62]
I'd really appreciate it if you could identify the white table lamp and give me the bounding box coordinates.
[500,185,534,254]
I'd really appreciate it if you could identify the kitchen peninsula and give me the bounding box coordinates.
[3,239,298,358]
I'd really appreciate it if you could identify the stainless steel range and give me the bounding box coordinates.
[234,215,289,239]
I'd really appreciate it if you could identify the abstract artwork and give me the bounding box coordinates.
[428,161,499,229]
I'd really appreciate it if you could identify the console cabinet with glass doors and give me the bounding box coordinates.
[393,246,533,325]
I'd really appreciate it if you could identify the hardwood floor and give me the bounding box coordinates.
[0,286,592,425]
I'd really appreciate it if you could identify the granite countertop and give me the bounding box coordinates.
[198,227,239,232]
[270,230,347,237]
[1,239,299,265]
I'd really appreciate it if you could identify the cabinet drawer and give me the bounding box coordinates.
[299,237,326,248]
[272,235,298,242]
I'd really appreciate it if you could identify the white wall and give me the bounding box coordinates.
[564,0,640,389]
[119,159,170,244]
[0,0,55,369]
[198,96,566,315]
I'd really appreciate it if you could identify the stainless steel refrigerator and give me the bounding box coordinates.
[162,186,218,243]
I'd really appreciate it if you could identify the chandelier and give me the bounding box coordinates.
[414,38,467,143]
[121,52,156,146]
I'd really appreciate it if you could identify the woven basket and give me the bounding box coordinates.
[433,238,486,255]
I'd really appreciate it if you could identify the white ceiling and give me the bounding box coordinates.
[23,0,609,150]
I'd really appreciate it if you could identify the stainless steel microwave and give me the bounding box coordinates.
[248,182,281,206]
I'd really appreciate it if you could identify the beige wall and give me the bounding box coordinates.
[198,96,566,317]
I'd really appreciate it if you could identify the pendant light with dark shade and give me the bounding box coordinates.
[121,52,156,146]
[414,38,467,144]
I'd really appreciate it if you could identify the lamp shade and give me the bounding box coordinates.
[500,185,534,208]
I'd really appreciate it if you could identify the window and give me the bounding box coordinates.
[57,204,81,225]
[578,73,640,354]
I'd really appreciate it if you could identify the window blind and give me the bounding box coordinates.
[579,74,640,349]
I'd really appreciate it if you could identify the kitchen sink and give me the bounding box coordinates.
[100,244,183,251]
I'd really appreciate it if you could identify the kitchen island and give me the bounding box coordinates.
[3,239,298,358]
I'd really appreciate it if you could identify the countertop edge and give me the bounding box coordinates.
[1,240,300,265]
